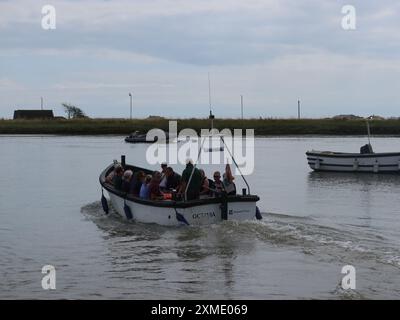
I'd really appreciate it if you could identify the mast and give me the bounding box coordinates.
[241,95,243,120]
[366,119,371,146]
[208,72,214,130]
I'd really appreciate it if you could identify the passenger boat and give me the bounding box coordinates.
[99,159,261,226]
[112,88,260,225]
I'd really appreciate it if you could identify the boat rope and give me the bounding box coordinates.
[123,199,133,220]
[220,193,228,220]
[184,136,207,201]
[255,206,262,220]
[220,136,251,195]
[101,188,109,215]
[174,207,190,225]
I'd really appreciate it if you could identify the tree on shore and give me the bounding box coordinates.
[62,103,88,119]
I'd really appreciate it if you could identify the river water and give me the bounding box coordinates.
[0,135,399,299]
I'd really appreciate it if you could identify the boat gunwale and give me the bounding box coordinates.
[306,151,400,158]
[99,164,260,209]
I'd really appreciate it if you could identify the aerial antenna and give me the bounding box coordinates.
[208,72,215,130]
[366,118,371,146]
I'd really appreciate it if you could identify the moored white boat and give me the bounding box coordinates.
[306,150,400,173]
[306,120,400,173]
[99,163,261,226]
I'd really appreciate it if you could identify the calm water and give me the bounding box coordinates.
[0,135,399,299]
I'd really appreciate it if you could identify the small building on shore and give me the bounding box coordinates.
[368,114,385,120]
[332,114,363,120]
[13,110,54,120]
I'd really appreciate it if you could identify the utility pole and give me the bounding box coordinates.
[41,97,44,110]
[241,95,244,120]
[297,99,301,119]
[129,92,133,120]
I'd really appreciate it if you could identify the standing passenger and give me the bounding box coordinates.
[178,159,202,200]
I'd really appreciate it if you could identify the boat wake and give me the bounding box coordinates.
[81,202,400,271]
[244,212,400,270]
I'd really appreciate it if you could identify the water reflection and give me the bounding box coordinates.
[307,171,400,188]
[81,202,255,298]
[306,171,400,228]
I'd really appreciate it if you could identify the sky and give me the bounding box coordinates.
[0,0,399,119]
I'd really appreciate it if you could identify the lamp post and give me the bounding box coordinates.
[297,99,301,119]
[129,92,132,120]
[41,97,44,110]
[240,95,244,120]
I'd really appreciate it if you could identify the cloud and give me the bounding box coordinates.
[1,0,399,65]
[0,0,399,118]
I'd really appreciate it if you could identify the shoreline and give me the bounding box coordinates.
[1,118,400,136]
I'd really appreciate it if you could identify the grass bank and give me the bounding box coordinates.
[1,118,400,135]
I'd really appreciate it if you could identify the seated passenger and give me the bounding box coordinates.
[121,170,133,193]
[159,162,168,189]
[139,175,152,199]
[178,159,202,201]
[223,164,236,195]
[199,169,210,196]
[112,166,124,190]
[165,167,181,190]
[149,171,164,201]
[106,164,122,184]
[129,170,145,196]
[210,170,224,196]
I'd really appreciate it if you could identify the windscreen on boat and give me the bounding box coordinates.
[360,144,373,154]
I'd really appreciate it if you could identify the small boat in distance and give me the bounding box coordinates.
[306,120,400,173]
[125,131,169,143]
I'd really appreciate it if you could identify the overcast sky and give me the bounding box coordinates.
[0,0,399,119]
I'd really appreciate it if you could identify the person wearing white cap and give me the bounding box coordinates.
[122,170,133,193]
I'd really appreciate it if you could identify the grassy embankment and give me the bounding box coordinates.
[1,118,400,135]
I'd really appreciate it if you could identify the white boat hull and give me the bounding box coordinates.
[107,191,258,226]
[306,151,400,173]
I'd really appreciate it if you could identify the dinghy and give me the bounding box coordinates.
[99,158,261,226]
[306,120,400,173]
[306,149,400,173]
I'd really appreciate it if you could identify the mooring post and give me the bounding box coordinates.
[121,155,126,168]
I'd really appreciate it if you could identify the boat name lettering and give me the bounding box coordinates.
[192,211,216,219]
[229,209,250,214]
